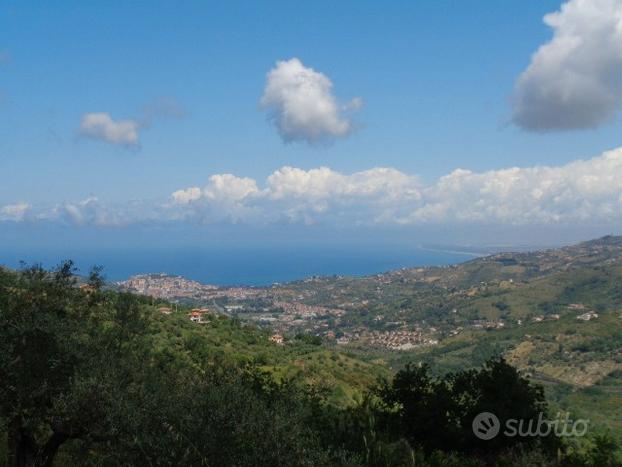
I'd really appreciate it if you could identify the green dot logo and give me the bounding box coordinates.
[472,412,500,440]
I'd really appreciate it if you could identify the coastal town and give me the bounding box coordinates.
[116,239,613,351]
[116,273,445,350]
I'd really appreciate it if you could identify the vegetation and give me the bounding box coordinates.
[0,261,620,465]
[246,236,622,451]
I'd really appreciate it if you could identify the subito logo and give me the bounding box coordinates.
[472,412,500,440]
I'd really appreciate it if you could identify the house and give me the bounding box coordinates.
[577,311,598,321]
[188,311,206,323]
[269,333,284,345]
[79,284,96,293]
[157,306,172,315]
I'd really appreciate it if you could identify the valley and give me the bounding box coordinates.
[117,235,622,442]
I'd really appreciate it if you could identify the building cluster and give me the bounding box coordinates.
[472,319,506,329]
[212,287,268,300]
[360,329,439,350]
[117,274,217,300]
[577,311,599,321]
[117,274,268,302]
[567,303,599,321]
[187,308,213,323]
[157,306,172,315]
[269,333,284,345]
[272,301,345,318]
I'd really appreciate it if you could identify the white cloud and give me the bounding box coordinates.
[172,187,202,204]
[54,197,125,226]
[512,0,622,131]
[32,197,140,227]
[169,166,421,224]
[265,166,419,203]
[169,174,262,223]
[169,148,622,226]
[79,99,184,149]
[60,197,99,226]
[0,202,30,221]
[407,148,622,224]
[79,113,140,147]
[260,58,362,144]
[204,174,260,201]
[171,175,259,204]
[12,148,622,228]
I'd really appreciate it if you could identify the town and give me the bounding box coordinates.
[116,244,605,352]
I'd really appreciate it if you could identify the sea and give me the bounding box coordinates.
[0,246,478,287]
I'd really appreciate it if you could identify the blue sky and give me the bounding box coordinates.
[2,0,622,250]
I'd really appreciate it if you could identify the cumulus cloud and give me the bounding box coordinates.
[56,197,106,226]
[170,148,622,226]
[260,58,362,144]
[79,99,185,149]
[204,174,260,201]
[169,174,262,223]
[28,197,147,227]
[11,148,622,227]
[171,187,202,204]
[79,113,140,148]
[170,166,421,224]
[0,202,30,221]
[172,175,259,204]
[512,0,622,131]
[41,197,128,227]
[407,149,622,224]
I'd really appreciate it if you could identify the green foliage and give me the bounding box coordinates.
[374,358,556,456]
[1,261,620,466]
[564,434,622,467]
[0,263,338,466]
[294,332,323,346]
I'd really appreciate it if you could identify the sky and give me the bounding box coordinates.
[2,0,622,252]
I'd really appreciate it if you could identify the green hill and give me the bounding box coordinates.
[113,236,622,446]
[2,247,621,465]
[249,236,622,445]
[149,310,389,406]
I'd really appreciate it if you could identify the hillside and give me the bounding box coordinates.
[148,310,389,406]
[117,235,622,445]
[3,241,622,465]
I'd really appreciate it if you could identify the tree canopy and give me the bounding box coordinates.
[0,262,618,466]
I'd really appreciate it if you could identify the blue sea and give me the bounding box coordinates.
[0,246,477,286]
